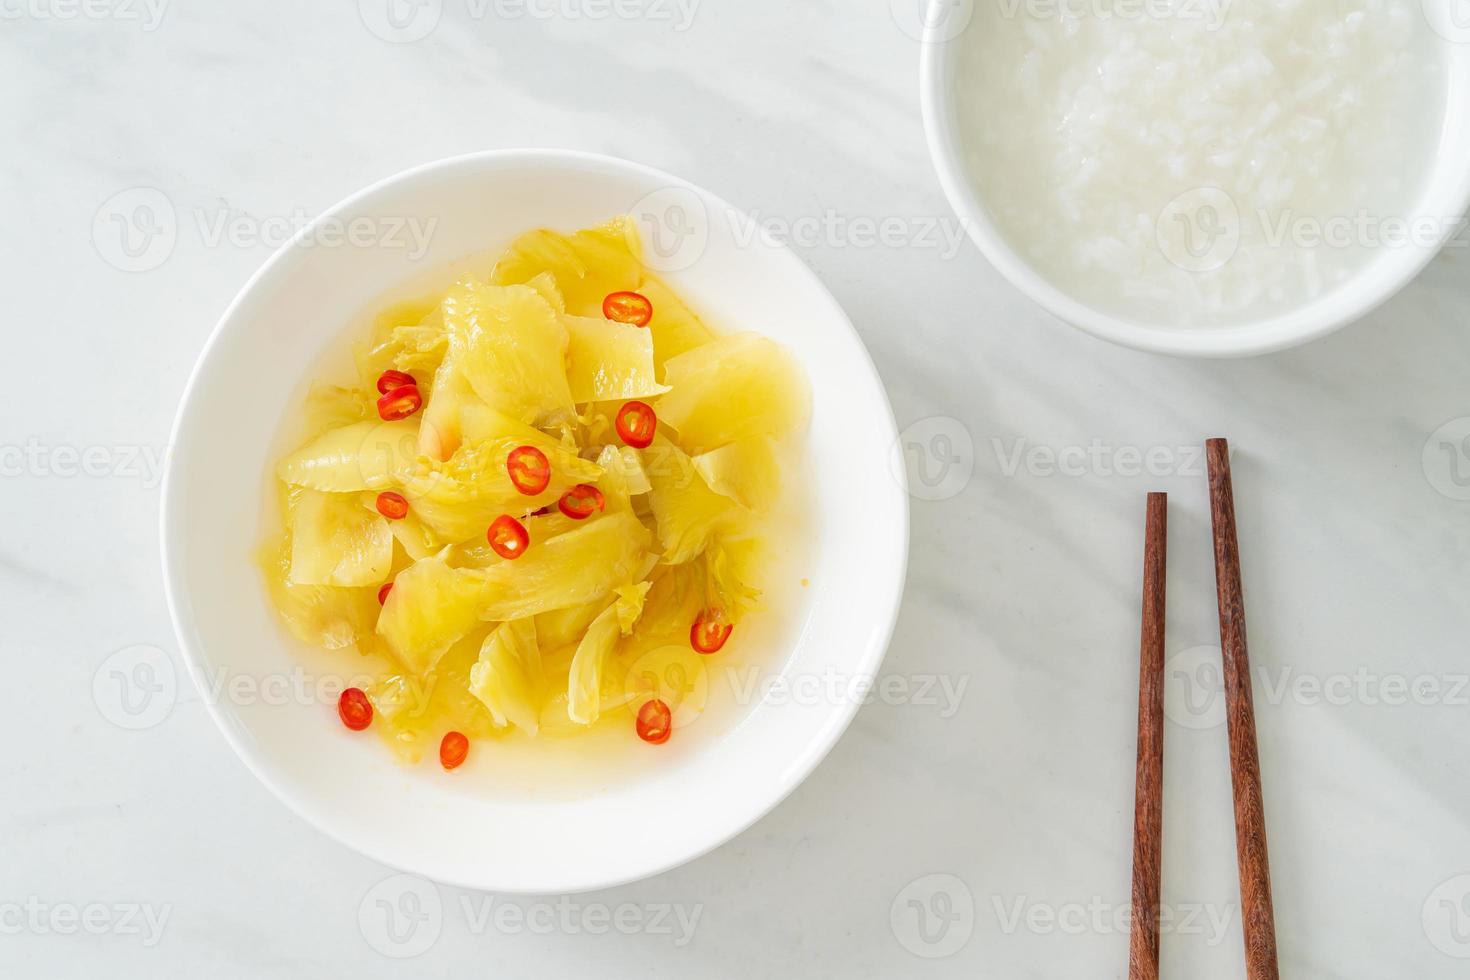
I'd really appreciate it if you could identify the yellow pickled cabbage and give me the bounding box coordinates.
[468,619,542,735]
[287,489,393,587]
[656,332,810,453]
[370,632,498,762]
[262,216,808,757]
[563,315,668,404]
[478,511,651,622]
[442,280,575,425]
[691,437,781,513]
[644,437,743,564]
[376,550,485,675]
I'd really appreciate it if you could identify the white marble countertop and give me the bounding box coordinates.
[4,1,1469,976]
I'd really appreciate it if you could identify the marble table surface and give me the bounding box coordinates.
[4,1,1469,976]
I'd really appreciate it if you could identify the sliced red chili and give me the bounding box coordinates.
[615,401,657,449]
[338,687,373,731]
[487,515,530,560]
[557,484,605,520]
[440,731,469,771]
[377,582,393,605]
[636,699,672,744]
[603,291,654,327]
[377,384,422,421]
[376,369,416,395]
[690,610,732,654]
[375,491,409,520]
[506,445,551,495]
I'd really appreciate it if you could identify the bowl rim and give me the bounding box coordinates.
[160,147,910,893]
[918,7,1470,358]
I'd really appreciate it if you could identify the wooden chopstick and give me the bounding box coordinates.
[1129,492,1168,980]
[1206,439,1281,980]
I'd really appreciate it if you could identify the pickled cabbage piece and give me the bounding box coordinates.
[458,402,570,452]
[303,383,369,434]
[360,491,443,562]
[566,601,621,725]
[387,518,439,563]
[703,536,763,621]
[258,533,379,652]
[439,432,602,500]
[539,675,636,737]
[632,562,704,641]
[451,510,583,568]
[418,351,481,461]
[644,438,743,564]
[491,219,643,318]
[388,321,450,378]
[638,276,714,371]
[420,360,574,463]
[370,631,498,762]
[479,511,652,622]
[521,271,566,313]
[441,279,575,425]
[609,445,652,495]
[411,438,602,543]
[537,690,585,739]
[591,444,651,515]
[535,598,610,651]
[288,489,393,587]
[563,314,669,404]
[376,550,487,675]
[691,438,780,512]
[354,298,446,390]
[277,420,426,493]
[614,580,651,634]
[468,619,542,734]
[656,333,810,453]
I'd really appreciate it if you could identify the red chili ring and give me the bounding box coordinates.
[375,491,409,520]
[377,384,423,421]
[603,291,654,327]
[615,401,657,449]
[487,515,530,560]
[636,698,672,744]
[557,484,605,520]
[506,445,551,495]
[440,731,469,770]
[376,369,416,395]
[338,687,374,731]
[690,611,733,654]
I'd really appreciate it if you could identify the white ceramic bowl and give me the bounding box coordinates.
[161,150,908,893]
[920,1,1470,357]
